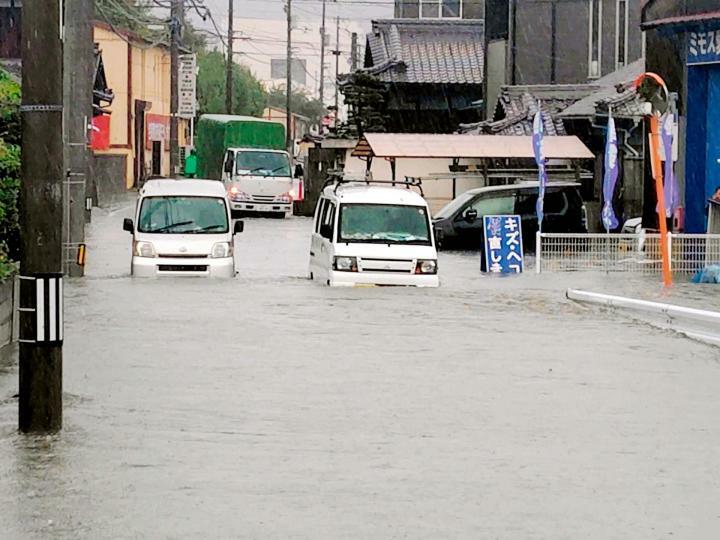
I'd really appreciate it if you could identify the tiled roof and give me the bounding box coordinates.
[460,85,597,136]
[560,59,645,119]
[364,19,484,85]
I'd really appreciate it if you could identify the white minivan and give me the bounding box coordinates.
[123,179,243,277]
[309,180,439,287]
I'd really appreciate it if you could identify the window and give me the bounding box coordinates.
[420,0,462,19]
[467,195,515,217]
[314,198,328,233]
[338,204,432,245]
[320,201,336,240]
[588,0,602,78]
[235,151,291,178]
[615,0,628,68]
[138,197,229,234]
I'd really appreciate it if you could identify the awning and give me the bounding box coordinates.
[641,10,720,31]
[352,133,594,160]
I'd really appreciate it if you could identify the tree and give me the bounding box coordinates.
[267,86,325,126]
[197,51,266,117]
[0,68,20,275]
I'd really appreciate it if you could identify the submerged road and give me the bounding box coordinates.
[1,197,719,538]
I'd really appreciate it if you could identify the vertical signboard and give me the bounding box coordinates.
[483,215,524,273]
[178,54,197,119]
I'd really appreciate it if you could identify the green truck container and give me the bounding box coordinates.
[196,114,286,180]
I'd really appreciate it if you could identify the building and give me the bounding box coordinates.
[262,106,312,146]
[93,22,189,191]
[483,0,645,120]
[642,0,720,233]
[0,0,21,79]
[395,0,485,19]
[342,18,484,134]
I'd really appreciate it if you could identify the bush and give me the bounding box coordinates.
[0,68,20,279]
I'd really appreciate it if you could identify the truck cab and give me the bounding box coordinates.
[222,147,300,218]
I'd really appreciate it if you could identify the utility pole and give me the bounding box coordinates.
[19,0,64,432]
[63,0,93,278]
[170,0,184,176]
[319,0,326,104]
[286,0,293,153]
[350,32,358,71]
[226,0,234,114]
[333,16,340,127]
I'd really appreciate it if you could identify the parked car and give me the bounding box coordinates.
[123,179,244,277]
[309,179,439,287]
[432,182,587,251]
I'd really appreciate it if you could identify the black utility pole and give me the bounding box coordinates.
[170,0,184,176]
[285,0,293,152]
[319,0,326,104]
[19,0,64,432]
[63,0,93,277]
[350,32,358,71]
[226,0,234,114]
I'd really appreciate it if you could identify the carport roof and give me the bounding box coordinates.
[353,133,594,160]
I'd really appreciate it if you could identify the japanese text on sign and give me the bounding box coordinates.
[178,54,197,118]
[688,26,720,65]
[483,215,524,274]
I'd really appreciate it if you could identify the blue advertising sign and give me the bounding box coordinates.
[688,26,720,65]
[483,215,524,274]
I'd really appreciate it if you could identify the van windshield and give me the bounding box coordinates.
[235,151,291,177]
[138,196,229,234]
[339,204,432,245]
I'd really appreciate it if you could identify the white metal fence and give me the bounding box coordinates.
[536,233,720,275]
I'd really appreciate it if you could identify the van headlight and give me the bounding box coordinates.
[333,256,358,272]
[277,192,293,204]
[211,242,233,258]
[415,259,437,274]
[134,241,156,258]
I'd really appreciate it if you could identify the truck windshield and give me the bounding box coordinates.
[339,204,432,245]
[138,196,229,234]
[235,151,291,177]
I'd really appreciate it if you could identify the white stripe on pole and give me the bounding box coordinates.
[36,278,45,342]
[58,277,63,341]
[48,278,57,342]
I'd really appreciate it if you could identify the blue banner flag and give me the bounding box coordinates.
[483,215,524,274]
[661,113,679,219]
[602,113,619,232]
[532,109,548,230]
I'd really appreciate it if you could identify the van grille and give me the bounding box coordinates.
[158,265,208,272]
[359,258,414,273]
[251,195,276,203]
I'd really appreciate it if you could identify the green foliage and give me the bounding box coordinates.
[0,68,20,276]
[267,86,325,126]
[96,0,167,42]
[197,51,266,117]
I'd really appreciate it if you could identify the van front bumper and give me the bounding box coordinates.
[328,270,439,288]
[131,256,235,278]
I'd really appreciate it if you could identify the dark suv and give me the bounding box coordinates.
[432,182,587,251]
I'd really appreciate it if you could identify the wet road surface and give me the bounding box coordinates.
[1,198,719,538]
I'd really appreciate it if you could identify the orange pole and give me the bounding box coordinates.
[649,114,673,287]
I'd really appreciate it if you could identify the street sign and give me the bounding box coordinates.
[178,54,197,119]
[483,215,524,274]
[688,25,720,66]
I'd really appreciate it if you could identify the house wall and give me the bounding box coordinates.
[93,24,187,190]
[0,5,21,58]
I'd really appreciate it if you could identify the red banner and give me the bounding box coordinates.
[91,115,111,151]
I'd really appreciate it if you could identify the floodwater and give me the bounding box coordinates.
[1,197,719,539]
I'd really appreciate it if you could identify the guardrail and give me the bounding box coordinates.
[536,232,720,275]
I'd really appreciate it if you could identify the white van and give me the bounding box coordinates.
[123,179,243,277]
[309,180,439,287]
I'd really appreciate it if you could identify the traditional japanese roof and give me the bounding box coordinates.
[363,19,484,85]
[459,84,597,136]
[560,59,646,119]
[353,133,594,160]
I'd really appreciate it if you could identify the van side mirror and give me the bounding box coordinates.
[294,164,304,178]
[234,220,244,234]
[224,158,234,174]
[464,208,478,224]
[123,218,134,233]
[320,224,333,240]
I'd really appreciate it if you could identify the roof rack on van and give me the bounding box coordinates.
[322,172,424,196]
